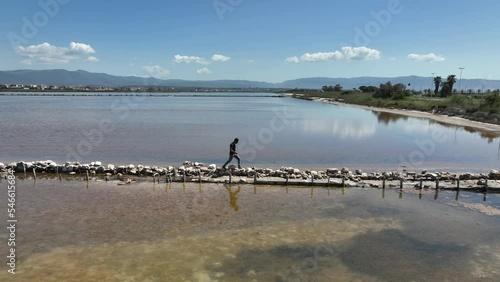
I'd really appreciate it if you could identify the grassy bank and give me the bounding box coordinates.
[288,90,500,124]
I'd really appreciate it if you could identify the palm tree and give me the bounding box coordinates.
[447,75,457,92]
[433,76,442,96]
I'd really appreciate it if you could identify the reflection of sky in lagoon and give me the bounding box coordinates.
[0,179,499,281]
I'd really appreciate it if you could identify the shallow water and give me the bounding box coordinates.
[1,93,499,171]
[0,177,499,281]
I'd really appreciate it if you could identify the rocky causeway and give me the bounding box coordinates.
[2,160,499,193]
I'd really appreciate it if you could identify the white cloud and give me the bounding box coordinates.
[212,54,231,62]
[86,56,99,62]
[173,55,210,65]
[248,59,255,63]
[389,57,397,61]
[197,67,213,75]
[407,53,445,62]
[142,65,170,78]
[15,42,97,64]
[285,56,300,63]
[20,59,32,65]
[340,47,380,60]
[286,47,381,63]
[69,42,96,54]
[301,51,342,62]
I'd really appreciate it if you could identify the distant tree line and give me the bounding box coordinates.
[358,86,378,93]
[322,82,410,99]
[321,84,343,92]
[373,82,411,100]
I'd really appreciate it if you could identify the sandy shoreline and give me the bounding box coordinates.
[296,95,500,134]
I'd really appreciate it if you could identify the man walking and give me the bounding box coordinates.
[222,138,242,169]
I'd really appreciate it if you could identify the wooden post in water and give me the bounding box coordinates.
[435,178,439,190]
[327,177,330,187]
[285,174,289,185]
[400,178,403,189]
[33,168,36,180]
[229,171,232,184]
[342,177,345,188]
[254,173,257,184]
[457,179,460,190]
[382,178,386,189]
[419,179,423,190]
[484,179,488,192]
[183,170,186,183]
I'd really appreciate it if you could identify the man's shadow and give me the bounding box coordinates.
[224,184,241,212]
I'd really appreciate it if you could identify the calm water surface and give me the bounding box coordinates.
[1,93,499,171]
[0,177,499,281]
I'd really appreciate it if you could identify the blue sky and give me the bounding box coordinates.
[1,0,499,82]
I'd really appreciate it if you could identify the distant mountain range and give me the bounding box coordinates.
[1,69,500,91]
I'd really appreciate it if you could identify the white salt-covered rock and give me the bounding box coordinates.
[208,164,217,170]
[0,163,5,170]
[107,164,115,170]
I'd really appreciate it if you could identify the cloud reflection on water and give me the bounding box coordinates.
[302,119,377,140]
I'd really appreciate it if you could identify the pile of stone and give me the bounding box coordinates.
[0,160,499,183]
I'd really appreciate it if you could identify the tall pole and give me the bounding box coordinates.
[458,67,465,93]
